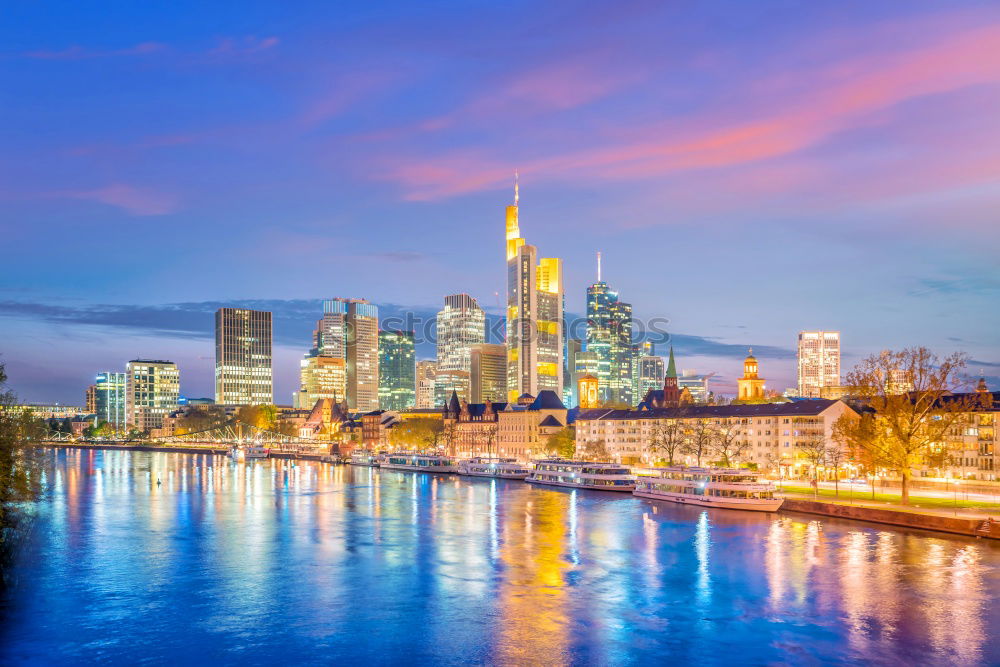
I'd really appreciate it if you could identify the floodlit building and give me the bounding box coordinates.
[214,308,273,405]
[585,254,634,406]
[736,349,766,402]
[469,343,506,403]
[85,384,97,413]
[434,368,470,406]
[415,360,438,409]
[798,331,841,398]
[637,352,665,401]
[307,298,380,411]
[505,174,563,401]
[436,293,485,372]
[678,370,715,405]
[379,329,416,411]
[126,359,180,430]
[95,371,126,429]
[296,355,347,409]
[443,389,568,460]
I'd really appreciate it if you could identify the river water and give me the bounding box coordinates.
[1,448,998,665]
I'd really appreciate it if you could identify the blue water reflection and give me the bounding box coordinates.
[2,449,998,665]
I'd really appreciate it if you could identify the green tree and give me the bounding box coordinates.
[545,426,576,458]
[388,418,443,451]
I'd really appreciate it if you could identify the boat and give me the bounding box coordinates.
[633,467,783,512]
[526,459,636,492]
[457,457,532,480]
[229,444,269,461]
[380,452,458,474]
[349,450,381,466]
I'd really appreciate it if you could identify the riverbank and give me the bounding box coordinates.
[41,442,327,461]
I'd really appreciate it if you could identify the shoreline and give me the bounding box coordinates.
[43,443,999,540]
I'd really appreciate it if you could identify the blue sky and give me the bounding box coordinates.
[2,1,999,404]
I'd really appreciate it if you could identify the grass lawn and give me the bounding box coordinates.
[778,484,1000,510]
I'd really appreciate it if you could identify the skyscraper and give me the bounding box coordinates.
[95,371,126,430]
[379,329,416,411]
[505,174,563,400]
[436,293,485,372]
[305,298,380,411]
[415,360,438,408]
[126,359,180,430]
[469,343,506,403]
[797,331,841,397]
[564,338,583,407]
[637,349,664,400]
[296,355,347,409]
[215,307,273,405]
[585,254,634,405]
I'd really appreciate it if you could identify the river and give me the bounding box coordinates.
[1,448,998,665]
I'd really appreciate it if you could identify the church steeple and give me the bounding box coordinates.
[665,346,677,379]
[661,346,680,407]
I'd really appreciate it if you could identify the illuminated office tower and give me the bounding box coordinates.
[637,347,664,400]
[308,298,380,411]
[797,331,841,398]
[436,293,486,372]
[585,253,634,405]
[469,343,507,403]
[415,361,438,408]
[125,359,179,430]
[85,385,97,413]
[379,329,416,411]
[505,174,563,400]
[215,308,273,405]
[95,371,126,429]
[434,368,470,406]
[296,355,347,409]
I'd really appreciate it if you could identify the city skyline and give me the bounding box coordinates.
[3,1,999,403]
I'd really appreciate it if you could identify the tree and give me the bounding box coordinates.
[648,418,685,465]
[708,421,748,467]
[682,419,713,466]
[580,438,609,462]
[832,347,971,505]
[388,418,443,451]
[825,443,848,497]
[545,426,575,459]
[174,406,229,435]
[798,433,827,497]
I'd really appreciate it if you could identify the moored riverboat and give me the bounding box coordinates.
[526,459,636,492]
[229,444,269,461]
[457,457,531,480]
[634,467,783,512]
[349,450,381,466]
[380,452,458,473]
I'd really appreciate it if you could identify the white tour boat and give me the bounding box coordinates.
[526,459,636,492]
[229,444,269,461]
[349,450,381,466]
[380,452,458,474]
[457,457,532,480]
[633,467,783,512]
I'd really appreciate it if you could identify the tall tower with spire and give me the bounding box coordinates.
[585,252,634,405]
[505,174,563,401]
[661,346,680,407]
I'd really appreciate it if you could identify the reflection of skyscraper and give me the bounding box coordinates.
[505,174,563,400]
[95,371,126,429]
[437,294,485,372]
[797,331,840,397]
[586,255,633,405]
[379,330,415,411]
[215,307,273,405]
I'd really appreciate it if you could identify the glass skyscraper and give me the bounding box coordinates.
[586,270,634,406]
[95,371,126,430]
[215,307,273,406]
[378,329,416,411]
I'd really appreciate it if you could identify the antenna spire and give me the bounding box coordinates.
[597,251,602,282]
[513,169,519,206]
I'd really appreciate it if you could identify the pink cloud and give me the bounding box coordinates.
[379,21,1000,201]
[208,35,280,57]
[62,184,178,216]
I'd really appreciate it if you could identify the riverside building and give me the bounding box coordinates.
[379,329,416,411]
[126,359,180,430]
[798,331,841,398]
[214,308,273,405]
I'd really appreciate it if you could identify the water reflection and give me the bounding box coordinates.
[1,449,998,665]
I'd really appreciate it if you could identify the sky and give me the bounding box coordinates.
[2,0,999,405]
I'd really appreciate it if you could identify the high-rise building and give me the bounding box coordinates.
[296,356,347,409]
[85,384,97,413]
[436,294,485,373]
[505,174,563,400]
[415,360,438,409]
[308,298,380,411]
[95,371,126,429]
[126,359,180,430]
[469,343,506,403]
[435,369,470,406]
[379,329,416,411]
[637,351,665,400]
[215,308,273,405]
[678,370,715,404]
[585,254,634,405]
[797,331,841,398]
[564,338,583,407]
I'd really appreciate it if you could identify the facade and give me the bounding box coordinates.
[214,308,273,405]
[434,368,470,406]
[678,370,715,405]
[469,343,506,403]
[85,384,97,413]
[798,331,841,398]
[443,389,568,460]
[436,294,485,372]
[305,298,380,411]
[578,374,599,409]
[575,399,855,470]
[415,360,438,409]
[125,359,180,431]
[637,353,665,401]
[564,338,583,407]
[378,330,416,411]
[736,349,766,402]
[296,355,347,409]
[505,175,564,401]
[95,371,126,429]
[585,260,634,406]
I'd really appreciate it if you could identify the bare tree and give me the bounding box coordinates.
[648,419,685,465]
[682,419,713,466]
[798,433,827,497]
[708,421,748,467]
[832,347,971,504]
[825,443,848,497]
[582,438,609,462]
